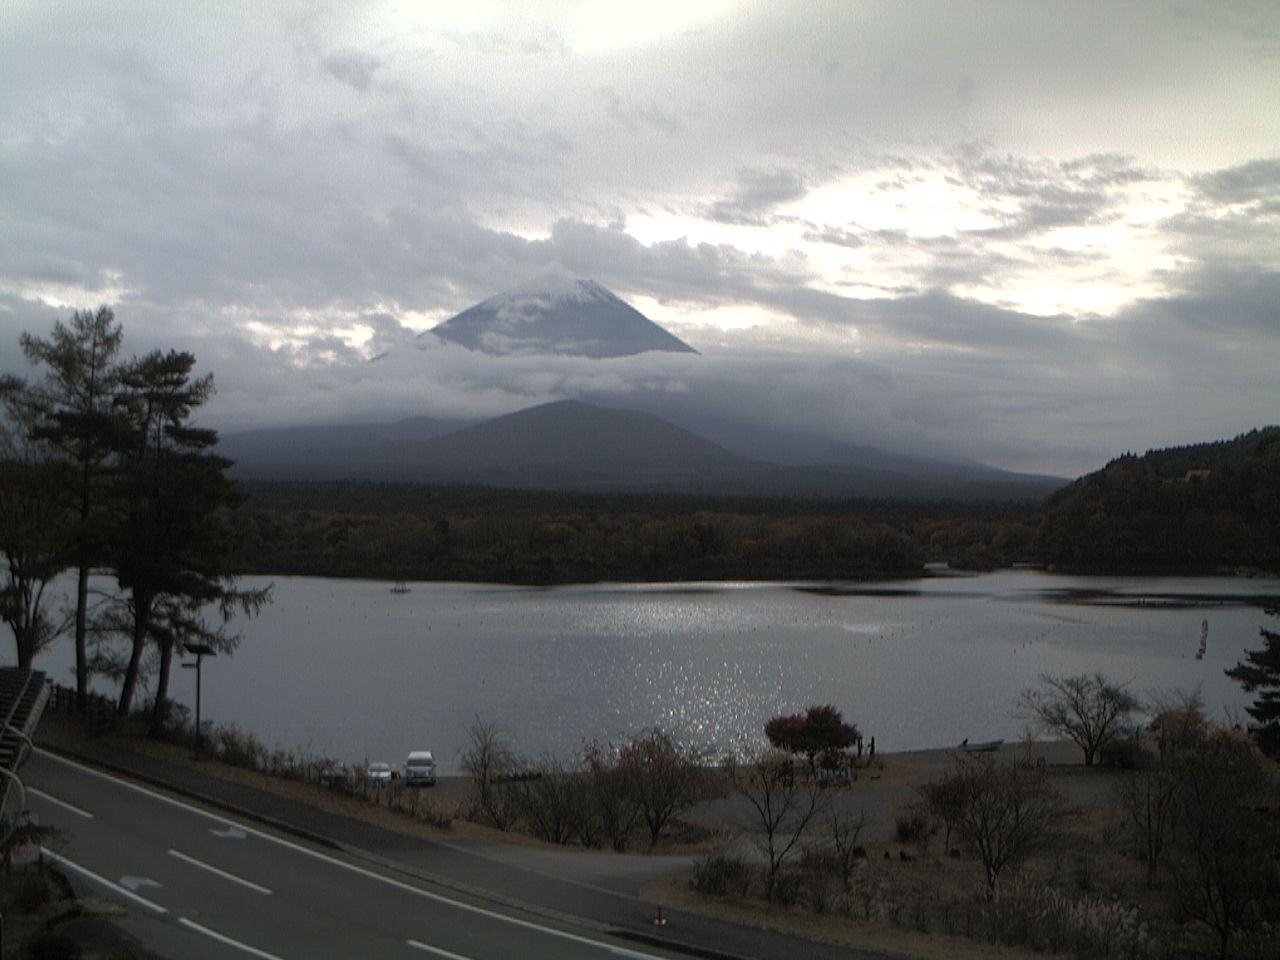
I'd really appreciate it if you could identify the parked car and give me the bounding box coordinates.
[818,767,852,789]
[366,762,393,782]
[316,760,351,786]
[403,750,436,786]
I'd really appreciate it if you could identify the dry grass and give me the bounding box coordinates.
[643,873,1067,960]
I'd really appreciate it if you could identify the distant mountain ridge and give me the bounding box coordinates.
[427,269,697,357]
[221,399,1065,500]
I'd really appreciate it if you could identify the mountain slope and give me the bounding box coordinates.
[405,400,737,470]
[223,401,1064,499]
[427,269,697,357]
[218,416,464,479]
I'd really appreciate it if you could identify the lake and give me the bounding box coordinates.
[29,570,1280,773]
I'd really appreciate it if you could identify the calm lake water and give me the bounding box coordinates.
[29,570,1280,773]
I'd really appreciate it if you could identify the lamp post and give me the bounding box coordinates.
[182,644,216,760]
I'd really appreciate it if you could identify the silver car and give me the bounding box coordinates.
[403,750,436,786]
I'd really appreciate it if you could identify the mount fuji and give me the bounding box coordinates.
[427,269,697,358]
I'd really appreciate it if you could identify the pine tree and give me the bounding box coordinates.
[105,350,268,722]
[18,307,126,696]
[1225,608,1280,756]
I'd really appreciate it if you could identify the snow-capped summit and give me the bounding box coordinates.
[427,268,698,358]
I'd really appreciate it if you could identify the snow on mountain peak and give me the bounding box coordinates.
[427,270,697,358]
[503,266,605,305]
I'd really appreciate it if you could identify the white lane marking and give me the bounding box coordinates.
[120,875,163,893]
[36,750,668,959]
[169,848,273,895]
[178,917,290,960]
[29,786,94,819]
[407,940,476,959]
[40,848,166,915]
[36,749,244,831]
[232,829,667,960]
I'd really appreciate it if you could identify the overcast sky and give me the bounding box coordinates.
[2,1,1277,476]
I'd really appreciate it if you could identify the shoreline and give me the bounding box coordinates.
[228,563,1279,589]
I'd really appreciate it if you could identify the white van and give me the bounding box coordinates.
[404,750,436,786]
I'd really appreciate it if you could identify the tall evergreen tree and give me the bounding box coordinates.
[104,350,268,722]
[18,307,125,696]
[1225,608,1280,756]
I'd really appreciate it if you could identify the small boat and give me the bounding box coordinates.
[961,738,1004,752]
[391,581,410,594]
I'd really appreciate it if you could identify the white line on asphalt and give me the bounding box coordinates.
[29,786,94,819]
[229,828,668,960]
[42,846,289,959]
[169,848,273,895]
[40,848,166,915]
[178,917,289,960]
[36,748,245,831]
[406,940,476,959]
[36,750,668,960]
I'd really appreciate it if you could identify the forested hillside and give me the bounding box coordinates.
[228,483,1040,583]
[1033,428,1280,572]
[224,427,1279,583]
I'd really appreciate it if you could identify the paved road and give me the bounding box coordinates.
[27,750,688,960]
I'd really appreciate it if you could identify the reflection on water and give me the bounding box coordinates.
[29,570,1280,773]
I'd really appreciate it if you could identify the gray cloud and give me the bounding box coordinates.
[2,2,1278,477]
[957,153,1150,239]
[707,169,809,226]
[321,50,382,92]
[1193,158,1280,204]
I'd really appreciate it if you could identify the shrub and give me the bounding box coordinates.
[797,847,841,913]
[894,807,930,844]
[213,723,267,770]
[1100,736,1152,769]
[690,852,757,898]
[984,876,1151,959]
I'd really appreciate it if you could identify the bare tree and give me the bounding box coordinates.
[918,772,969,854]
[619,728,704,847]
[513,754,581,845]
[1166,732,1276,960]
[1147,687,1207,761]
[583,739,643,852]
[458,715,516,829]
[730,747,827,902]
[923,753,1062,892]
[824,806,867,892]
[1017,672,1139,766]
[1116,762,1177,888]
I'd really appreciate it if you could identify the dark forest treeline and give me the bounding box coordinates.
[228,426,1280,583]
[1033,427,1280,573]
[228,482,1041,583]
